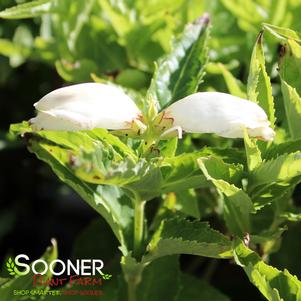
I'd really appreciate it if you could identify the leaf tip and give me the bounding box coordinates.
[257,30,264,44]
[194,12,210,26]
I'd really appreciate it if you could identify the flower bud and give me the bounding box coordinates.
[164,92,275,141]
[30,83,142,131]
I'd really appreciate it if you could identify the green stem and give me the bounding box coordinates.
[133,199,146,258]
[128,278,137,301]
[126,197,145,301]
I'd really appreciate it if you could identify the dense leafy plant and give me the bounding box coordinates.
[2,1,301,301]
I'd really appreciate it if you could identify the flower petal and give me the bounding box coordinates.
[30,83,142,131]
[164,92,275,141]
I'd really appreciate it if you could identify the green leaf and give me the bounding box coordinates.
[234,239,301,301]
[244,130,262,171]
[197,156,244,185]
[264,138,301,160]
[280,80,301,139]
[0,39,28,57]
[31,129,162,200]
[97,0,132,37]
[11,125,148,249]
[0,0,54,19]
[220,0,263,26]
[123,255,230,301]
[159,190,201,220]
[33,142,132,250]
[198,157,253,237]
[124,166,163,201]
[247,31,275,127]
[249,152,301,187]
[11,126,134,251]
[250,182,294,210]
[161,147,244,193]
[31,132,143,190]
[0,279,10,288]
[280,211,301,222]
[279,39,301,97]
[115,69,150,90]
[144,218,232,262]
[71,145,145,186]
[174,189,200,218]
[87,129,137,158]
[161,152,207,193]
[136,256,181,301]
[55,59,99,82]
[65,0,95,53]
[208,62,246,98]
[263,23,301,42]
[158,137,178,157]
[269,0,287,27]
[0,239,57,301]
[251,227,287,248]
[148,14,210,109]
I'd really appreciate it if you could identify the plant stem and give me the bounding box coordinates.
[128,278,137,301]
[133,199,146,258]
[126,198,145,301]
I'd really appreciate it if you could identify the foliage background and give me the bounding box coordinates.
[1,0,301,300]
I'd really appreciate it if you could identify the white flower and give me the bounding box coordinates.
[30,84,275,142]
[30,83,142,131]
[164,92,275,141]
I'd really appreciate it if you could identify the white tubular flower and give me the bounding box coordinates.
[30,83,142,131]
[164,92,275,141]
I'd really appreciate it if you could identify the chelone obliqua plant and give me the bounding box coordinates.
[2,3,301,300]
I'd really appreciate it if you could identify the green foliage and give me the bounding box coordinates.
[161,147,244,192]
[234,239,301,301]
[0,0,54,19]
[160,152,207,192]
[138,255,230,301]
[263,23,301,42]
[244,130,262,171]
[136,256,181,301]
[121,256,230,301]
[248,151,301,209]
[207,62,246,98]
[281,80,301,139]
[250,152,301,187]
[10,124,135,251]
[0,0,206,85]
[279,39,301,96]
[264,138,301,159]
[174,189,200,218]
[148,15,210,109]
[144,218,232,262]
[247,31,275,127]
[198,156,253,237]
[5,2,301,301]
